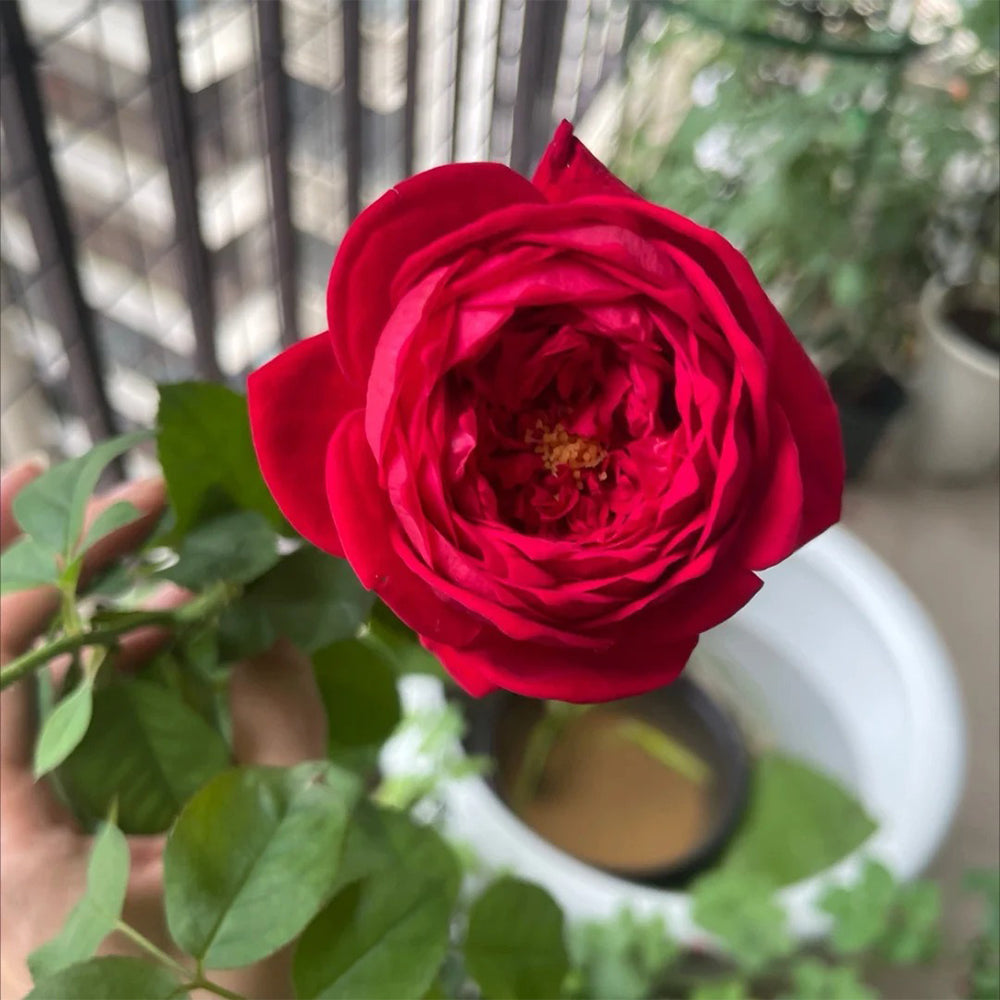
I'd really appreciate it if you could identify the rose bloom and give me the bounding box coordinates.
[249,121,844,703]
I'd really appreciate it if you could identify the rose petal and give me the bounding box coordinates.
[327,163,543,386]
[325,410,482,649]
[247,333,350,556]
[532,120,637,203]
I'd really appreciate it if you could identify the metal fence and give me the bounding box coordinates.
[0,0,641,472]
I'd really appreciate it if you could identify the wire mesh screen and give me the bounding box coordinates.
[0,0,636,469]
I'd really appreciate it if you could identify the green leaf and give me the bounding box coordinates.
[313,640,401,763]
[59,679,230,834]
[691,869,793,973]
[820,859,898,956]
[568,908,678,1000]
[13,431,149,557]
[880,881,941,964]
[965,868,1000,941]
[164,761,361,969]
[465,877,569,1000]
[0,536,59,593]
[80,501,143,553]
[782,959,877,1000]
[161,510,281,589]
[157,382,285,537]
[720,753,877,886]
[34,682,93,777]
[26,956,186,999]
[219,547,374,657]
[690,979,750,1000]
[294,809,460,999]
[28,822,130,979]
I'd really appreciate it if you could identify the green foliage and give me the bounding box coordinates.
[80,500,143,553]
[33,681,93,777]
[464,877,570,1000]
[219,547,374,658]
[720,753,877,886]
[26,956,185,1000]
[164,762,361,969]
[313,639,402,767]
[820,859,900,955]
[0,536,60,593]
[157,382,286,537]
[59,678,231,834]
[293,809,461,999]
[617,1,1000,363]
[159,510,281,589]
[689,979,749,1000]
[28,822,130,979]
[12,431,149,559]
[965,869,1000,1000]
[691,869,793,973]
[880,881,941,964]
[783,958,877,1000]
[568,908,678,1000]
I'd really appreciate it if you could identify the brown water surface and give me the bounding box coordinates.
[496,703,712,872]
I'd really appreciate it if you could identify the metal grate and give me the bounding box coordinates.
[0,0,638,468]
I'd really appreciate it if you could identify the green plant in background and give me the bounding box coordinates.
[2,387,997,998]
[613,0,999,371]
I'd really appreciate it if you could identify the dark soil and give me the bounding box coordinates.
[947,304,1000,355]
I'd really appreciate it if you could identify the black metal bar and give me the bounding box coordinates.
[403,0,420,178]
[0,0,120,450]
[510,0,567,175]
[256,0,298,349]
[142,0,221,381]
[341,0,362,219]
[449,0,468,163]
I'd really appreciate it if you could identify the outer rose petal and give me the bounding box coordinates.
[327,162,544,386]
[532,119,636,203]
[426,630,698,703]
[247,333,348,556]
[325,410,483,651]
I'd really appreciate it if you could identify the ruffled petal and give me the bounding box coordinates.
[327,162,544,386]
[247,333,349,556]
[325,410,483,650]
[532,119,638,203]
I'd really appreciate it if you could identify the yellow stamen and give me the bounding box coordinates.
[525,420,607,489]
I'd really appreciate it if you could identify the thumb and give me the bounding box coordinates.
[229,639,328,766]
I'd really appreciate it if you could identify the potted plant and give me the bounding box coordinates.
[611,0,999,478]
[911,183,1000,480]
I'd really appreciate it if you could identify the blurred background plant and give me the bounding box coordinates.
[612,0,999,376]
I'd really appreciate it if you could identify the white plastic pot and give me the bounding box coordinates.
[910,278,1000,481]
[383,525,965,944]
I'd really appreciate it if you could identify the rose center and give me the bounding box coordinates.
[525,419,608,489]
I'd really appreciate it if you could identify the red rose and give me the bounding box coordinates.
[248,121,844,703]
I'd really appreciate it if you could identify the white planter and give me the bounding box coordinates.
[909,278,1000,481]
[383,526,965,945]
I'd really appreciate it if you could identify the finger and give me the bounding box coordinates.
[78,477,166,585]
[113,583,190,672]
[230,639,328,766]
[0,455,49,550]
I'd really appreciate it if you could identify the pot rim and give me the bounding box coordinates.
[461,676,752,888]
[390,524,965,945]
[921,277,1000,379]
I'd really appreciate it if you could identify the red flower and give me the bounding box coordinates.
[248,121,844,703]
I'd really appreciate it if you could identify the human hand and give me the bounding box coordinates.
[0,458,327,999]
